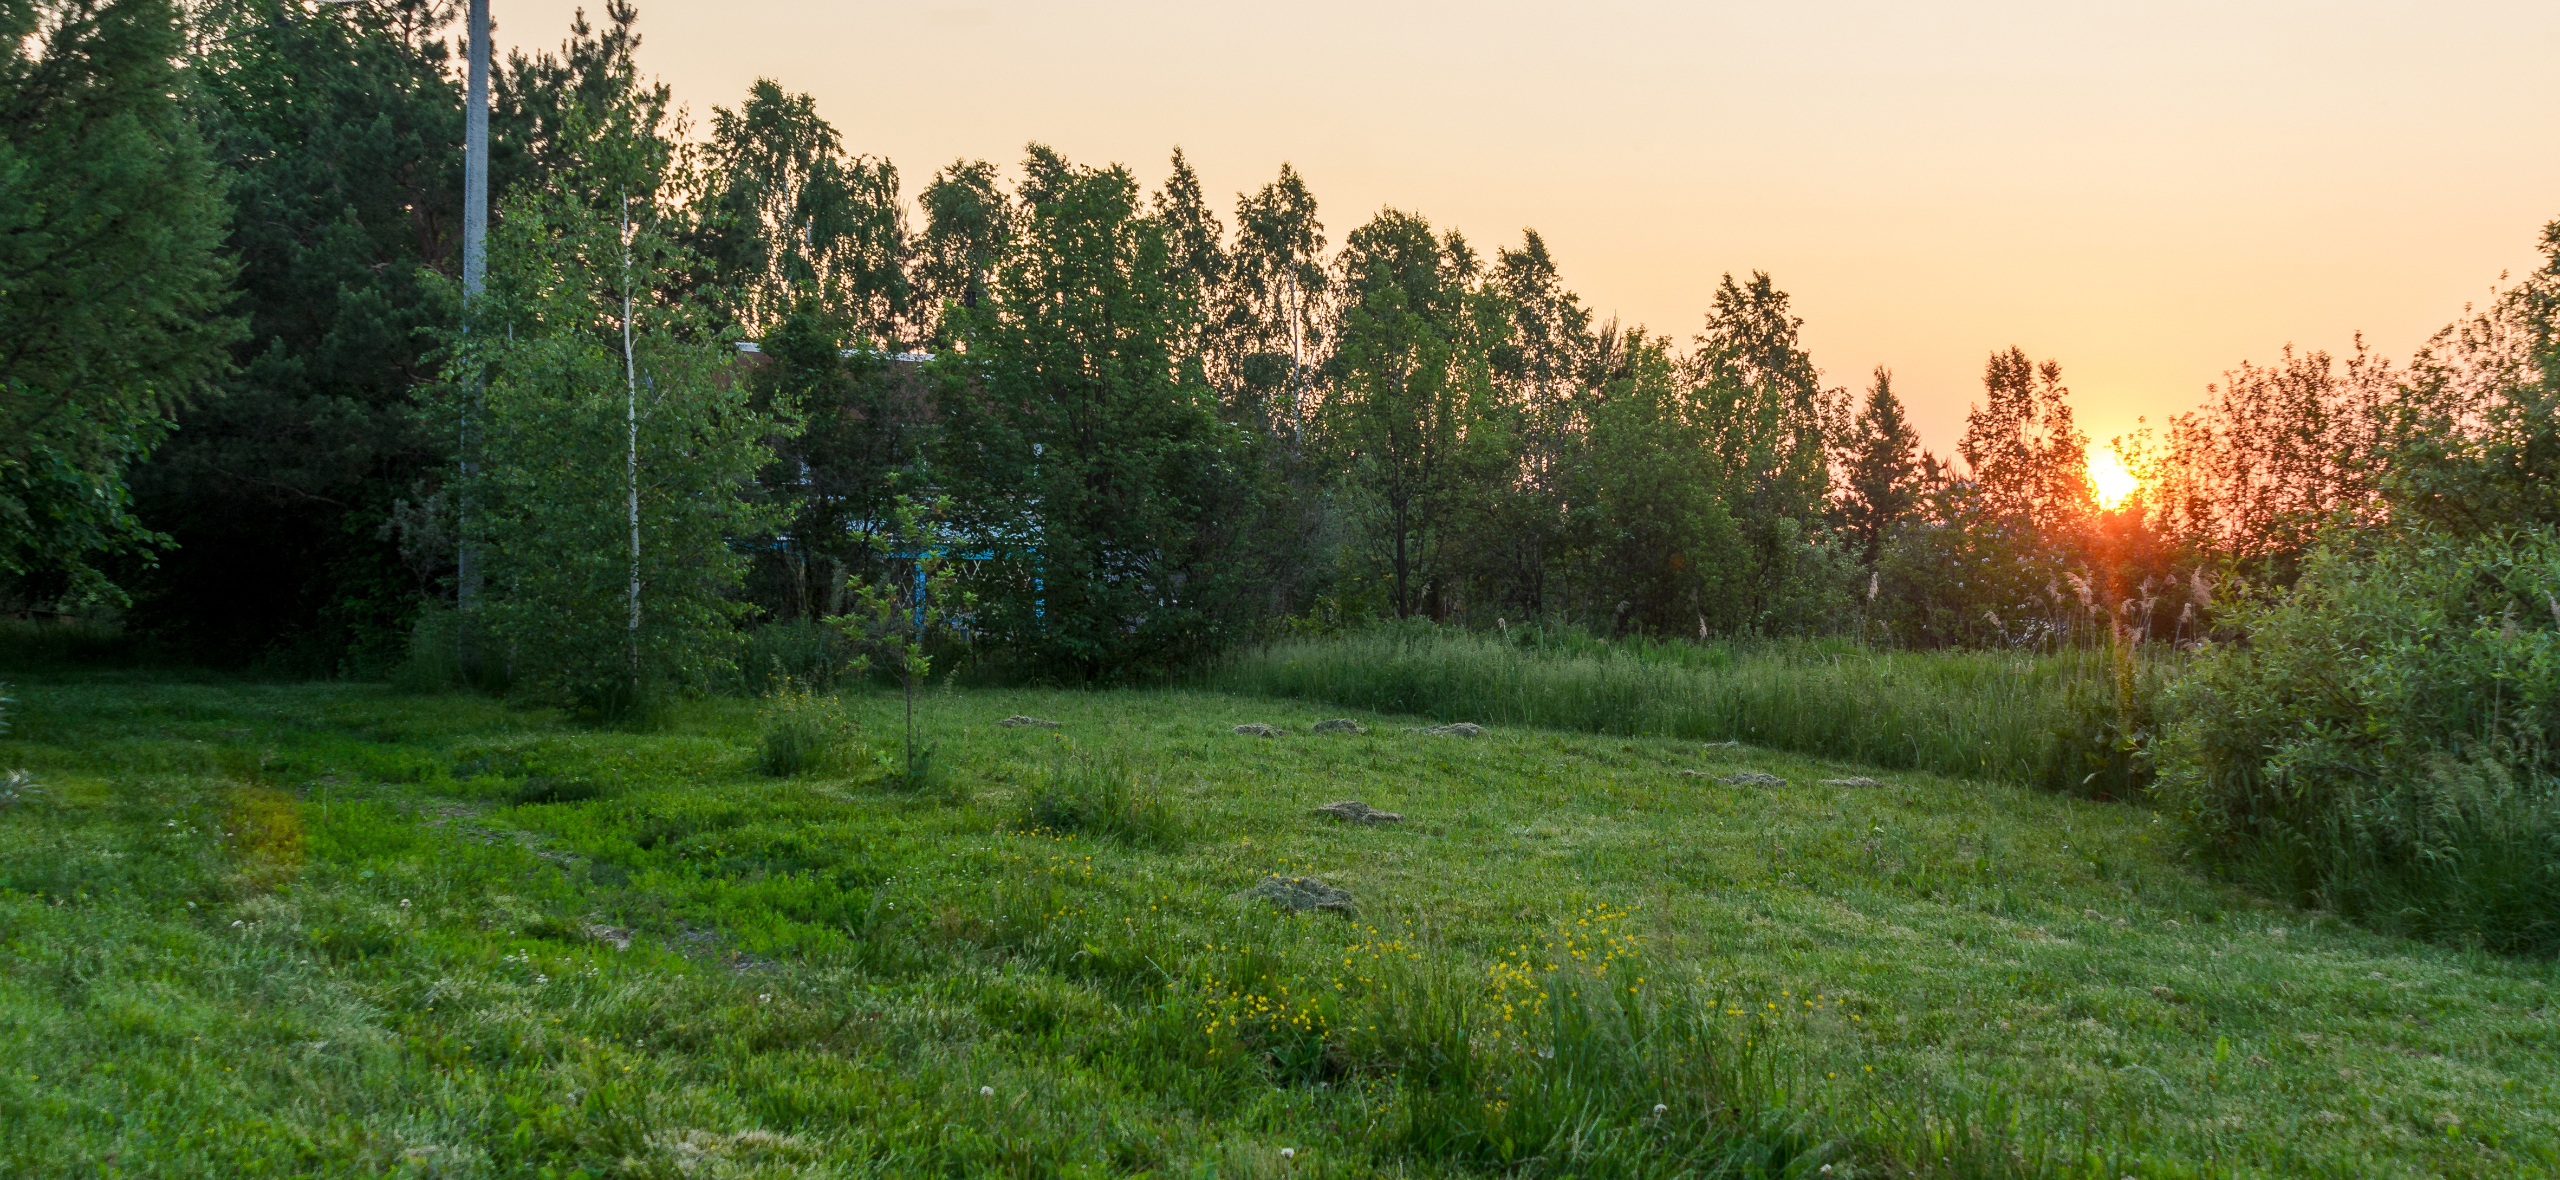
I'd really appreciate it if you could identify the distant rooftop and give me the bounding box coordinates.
[733,341,933,364]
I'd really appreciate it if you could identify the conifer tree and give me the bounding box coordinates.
[1,0,235,607]
[125,0,461,665]
[1840,367,1925,563]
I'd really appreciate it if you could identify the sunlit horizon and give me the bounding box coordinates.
[2089,451,2140,509]
[487,0,2559,457]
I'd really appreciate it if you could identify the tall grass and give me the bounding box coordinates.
[754,681,854,776]
[0,618,135,670]
[1211,625,2169,789]
[1022,744,1186,847]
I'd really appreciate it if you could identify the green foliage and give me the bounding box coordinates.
[120,0,463,670]
[753,680,852,777]
[1020,743,1183,847]
[700,79,910,343]
[0,618,135,670]
[911,158,1013,342]
[1874,481,2067,648]
[1322,210,1531,624]
[932,146,1254,678]
[734,619,857,694]
[1839,367,1925,564]
[2033,637,2178,800]
[2383,224,2560,538]
[824,489,971,783]
[1566,331,1744,634]
[389,606,467,694]
[2156,528,2560,953]
[460,151,780,717]
[741,308,932,624]
[0,0,237,605]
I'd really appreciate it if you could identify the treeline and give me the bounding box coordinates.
[8,0,2560,686]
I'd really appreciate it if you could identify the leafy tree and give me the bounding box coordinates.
[0,0,235,607]
[1961,347,2092,531]
[459,122,778,715]
[2378,225,2560,538]
[1690,273,1841,525]
[1567,330,1741,634]
[912,159,1013,344]
[700,79,908,343]
[742,305,933,623]
[1479,231,1595,618]
[825,488,972,785]
[1225,164,1329,442]
[1324,209,1509,620]
[1687,273,1852,628]
[930,145,1251,678]
[1838,367,1924,563]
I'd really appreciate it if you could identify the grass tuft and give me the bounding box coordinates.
[1022,744,1185,847]
[755,681,853,777]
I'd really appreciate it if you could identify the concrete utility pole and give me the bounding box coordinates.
[457,0,489,637]
[462,0,488,302]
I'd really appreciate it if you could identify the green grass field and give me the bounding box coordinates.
[0,673,2552,1177]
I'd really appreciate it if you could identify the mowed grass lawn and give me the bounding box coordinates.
[0,675,2553,1178]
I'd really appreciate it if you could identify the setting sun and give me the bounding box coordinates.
[2089,451,2140,508]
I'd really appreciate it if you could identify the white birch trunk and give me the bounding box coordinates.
[623,196,641,687]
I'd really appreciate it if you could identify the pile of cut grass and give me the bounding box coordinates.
[1210,627,2173,787]
[0,674,2550,1177]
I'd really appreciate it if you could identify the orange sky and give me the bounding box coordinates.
[495,0,2559,456]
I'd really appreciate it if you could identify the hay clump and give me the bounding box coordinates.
[1312,800,1403,824]
[1404,722,1483,738]
[1239,875,1355,914]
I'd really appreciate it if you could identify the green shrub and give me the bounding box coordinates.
[390,607,467,693]
[736,619,857,694]
[755,682,853,777]
[1022,746,1183,847]
[2155,528,2560,953]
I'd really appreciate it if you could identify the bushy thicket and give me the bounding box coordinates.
[2153,236,2560,953]
[2157,530,2560,952]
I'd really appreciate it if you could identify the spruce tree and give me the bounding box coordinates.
[0,0,235,608]
[1841,367,1923,563]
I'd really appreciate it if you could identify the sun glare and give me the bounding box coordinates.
[2089,451,2140,508]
